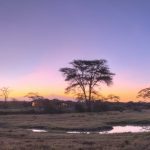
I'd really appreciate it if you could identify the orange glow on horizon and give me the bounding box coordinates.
[0,64,146,102]
[7,86,141,102]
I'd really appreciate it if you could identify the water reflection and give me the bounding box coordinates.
[29,129,47,133]
[67,125,150,134]
[99,125,150,134]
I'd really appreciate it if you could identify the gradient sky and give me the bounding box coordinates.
[0,0,150,101]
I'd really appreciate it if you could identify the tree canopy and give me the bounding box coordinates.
[0,87,10,102]
[60,59,115,103]
[106,94,120,102]
[25,92,44,101]
[137,87,150,99]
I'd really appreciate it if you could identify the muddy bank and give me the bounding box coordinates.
[20,125,113,132]
[50,126,113,132]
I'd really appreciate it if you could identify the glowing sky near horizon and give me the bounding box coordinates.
[0,0,150,101]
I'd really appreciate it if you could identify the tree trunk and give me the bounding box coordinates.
[87,81,92,112]
[4,96,7,109]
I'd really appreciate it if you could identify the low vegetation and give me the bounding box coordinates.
[0,99,150,114]
[0,90,148,149]
[1,110,150,150]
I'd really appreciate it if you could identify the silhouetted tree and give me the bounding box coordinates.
[0,87,10,108]
[25,92,44,101]
[106,94,120,102]
[137,87,150,99]
[60,59,115,111]
[1,87,10,102]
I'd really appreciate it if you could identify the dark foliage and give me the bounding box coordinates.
[137,87,150,99]
[0,99,150,114]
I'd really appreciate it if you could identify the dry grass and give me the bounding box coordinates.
[1,110,150,149]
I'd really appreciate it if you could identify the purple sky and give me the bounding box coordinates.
[0,0,150,101]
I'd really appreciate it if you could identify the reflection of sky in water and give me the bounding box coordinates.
[100,126,150,134]
[67,126,150,134]
[30,129,47,133]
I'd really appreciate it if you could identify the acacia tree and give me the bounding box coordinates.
[1,87,10,103]
[60,59,115,110]
[25,92,44,101]
[106,94,120,102]
[137,87,150,99]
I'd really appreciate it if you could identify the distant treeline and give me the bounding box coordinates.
[0,99,150,114]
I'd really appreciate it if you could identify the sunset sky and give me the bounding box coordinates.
[0,0,150,101]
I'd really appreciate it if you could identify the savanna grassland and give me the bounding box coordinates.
[1,110,150,150]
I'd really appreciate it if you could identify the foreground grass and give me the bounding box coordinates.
[1,110,150,149]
